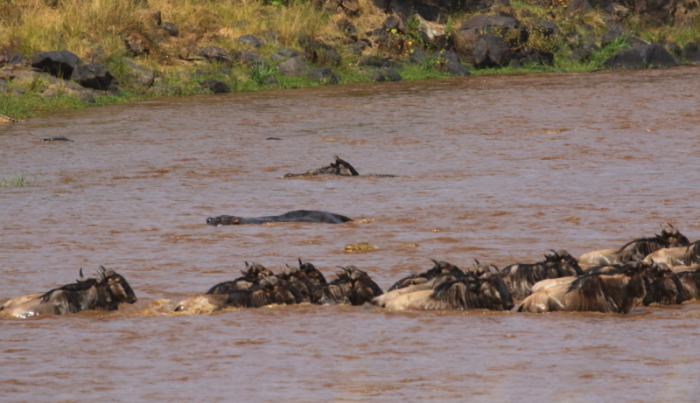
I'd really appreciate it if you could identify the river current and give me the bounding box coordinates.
[2,67,700,401]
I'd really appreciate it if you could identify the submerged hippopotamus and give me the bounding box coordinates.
[207,210,353,226]
[284,156,395,178]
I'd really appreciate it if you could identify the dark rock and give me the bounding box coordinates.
[125,61,155,87]
[238,34,263,48]
[368,67,402,82]
[277,57,307,77]
[199,79,230,94]
[0,51,28,67]
[665,41,682,58]
[567,0,592,15]
[569,48,591,62]
[345,44,364,55]
[236,51,266,67]
[408,47,428,64]
[317,49,341,67]
[271,48,300,62]
[520,51,553,66]
[437,51,469,76]
[508,58,521,68]
[358,56,387,68]
[538,20,557,36]
[72,62,117,90]
[603,44,678,70]
[473,34,513,68]
[682,42,700,63]
[382,15,406,33]
[30,50,81,79]
[459,14,519,33]
[162,22,179,37]
[307,67,340,84]
[200,46,232,64]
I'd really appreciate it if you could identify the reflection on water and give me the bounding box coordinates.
[2,67,700,401]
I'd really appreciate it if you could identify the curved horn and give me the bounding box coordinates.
[79,268,84,279]
[490,264,500,273]
[668,223,675,229]
[100,265,107,272]
[298,258,303,266]
[474,259,480,266]
[245,261,250,268]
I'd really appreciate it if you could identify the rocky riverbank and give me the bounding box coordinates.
[0,0,698,120]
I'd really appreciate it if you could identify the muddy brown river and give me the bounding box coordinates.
[2,67,700,401]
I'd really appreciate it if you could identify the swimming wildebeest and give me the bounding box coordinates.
[0,267,137,318]
[206,210,353,226]
[387,259,464,292]
[277,260,329,303]
[378,271,513,311]
[643,240,700,267]
[675,265,700,300]
[174,275,298,313]
[578,225,690,267]
[205,262,274,294]
[284,156,396,178]
[316,265,383,305]
[517,262,648,313]
[500,250,583,300]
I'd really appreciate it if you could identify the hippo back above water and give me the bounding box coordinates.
[207,210,353,226]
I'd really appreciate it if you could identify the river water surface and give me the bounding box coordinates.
[2,67,700,402]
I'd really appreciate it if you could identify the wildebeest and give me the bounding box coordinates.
[380,271,513,311]
[0,267,137,318]
[578,226,690,266]
[316,265,383,305]
[500,250,583,300]
[387,259,464,292]
[640,262,686,306]
[284,156,396,178]
[277,260,328,303]
[517,262,648,313]
[673,265,700,300]
[174,275,298,313]
[206,210,353,226]
[205,262,274,294]
[643,240,700,267]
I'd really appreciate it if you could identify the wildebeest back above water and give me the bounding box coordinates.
[283,156,396,178]
[0,267,137,318]
[206,210,353,226]
[577,225,690,266]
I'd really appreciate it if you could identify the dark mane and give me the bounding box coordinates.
[565,264,646,313]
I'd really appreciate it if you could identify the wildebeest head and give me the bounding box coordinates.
[241,262,274,280]
[206,215,240,226]
[482,272,515,311]
[544,249,583,276]
[426,259,464,278]
[642,262,687,305]
[468,259,500,278]
[89,266,137,305]
[298,259,327,285]
[658,224,690,247]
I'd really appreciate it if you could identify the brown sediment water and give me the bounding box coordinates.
[1,67,700,401]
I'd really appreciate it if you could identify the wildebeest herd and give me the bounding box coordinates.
[4,222,700,318]
[3,158,700,318]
